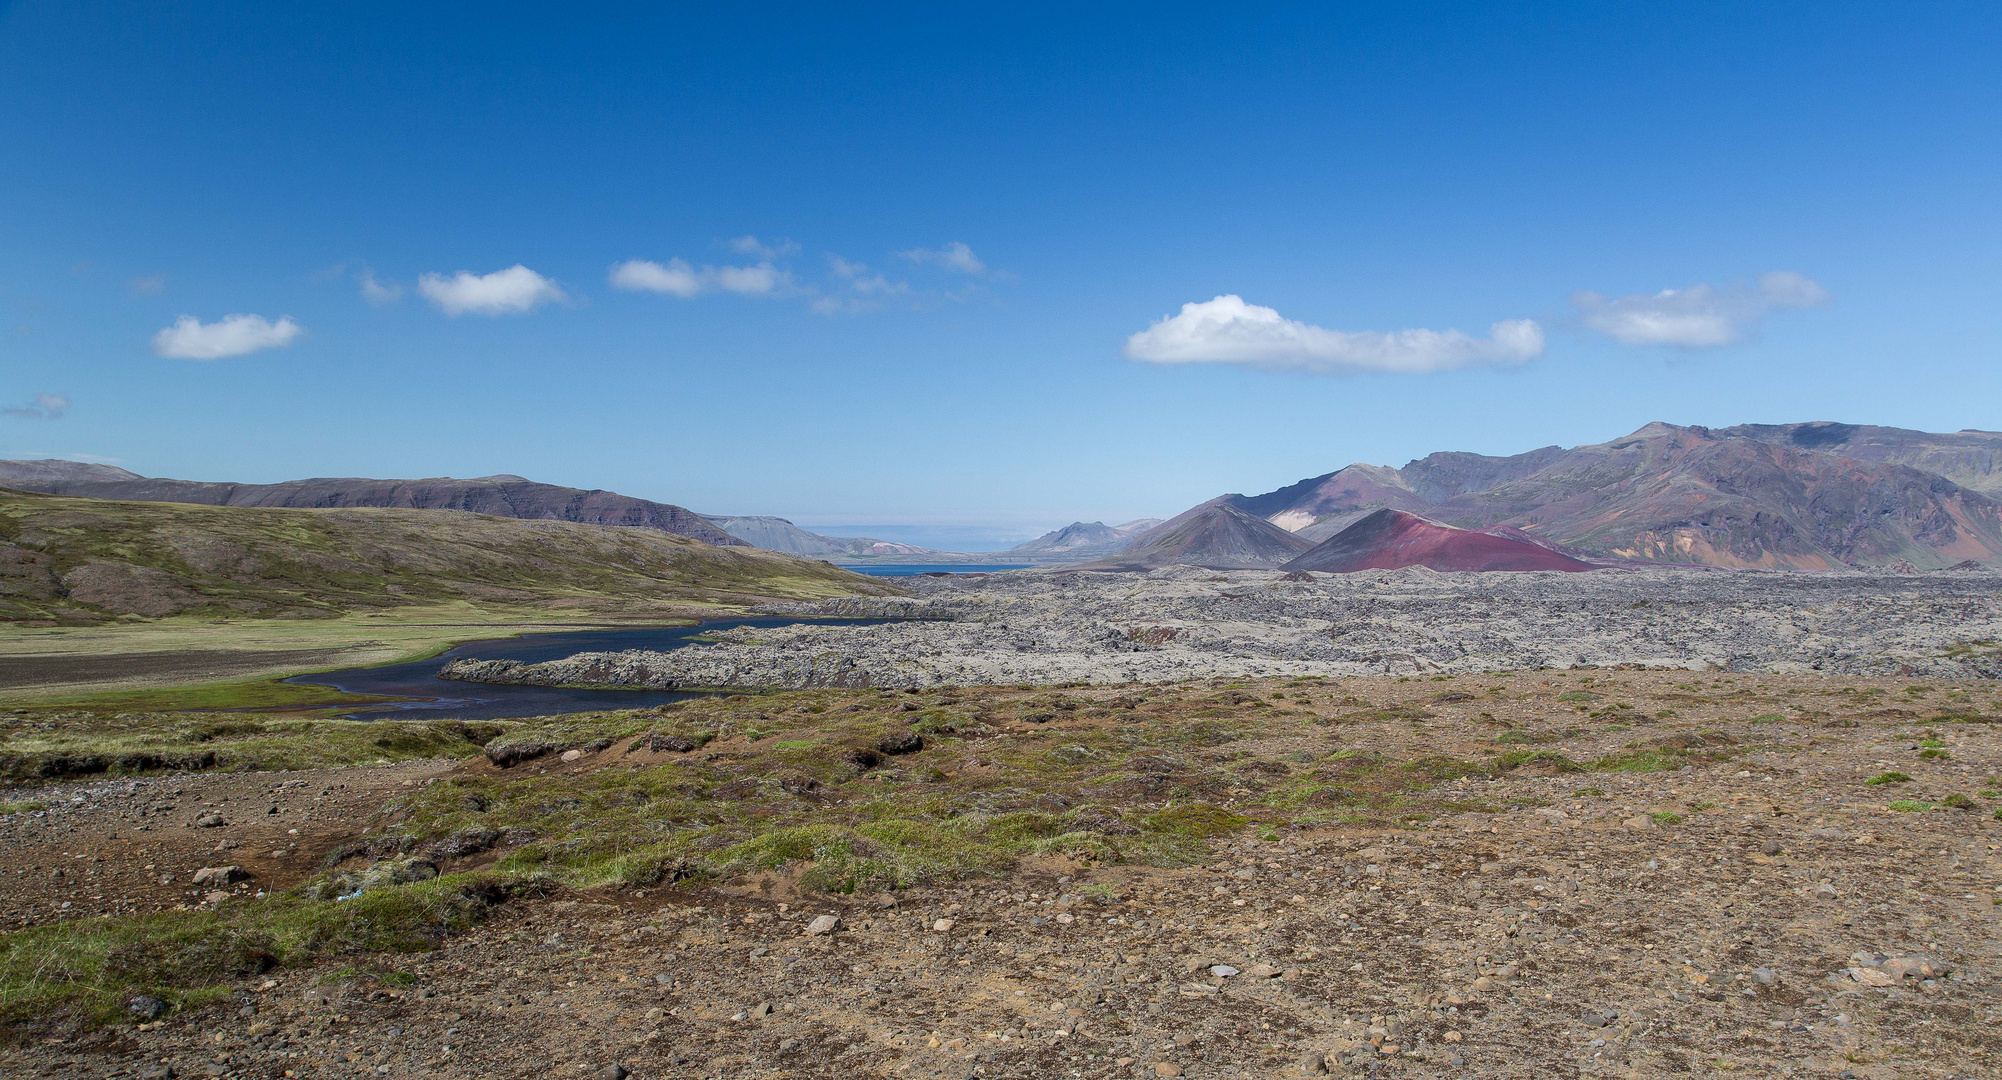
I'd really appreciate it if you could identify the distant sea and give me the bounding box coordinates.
[837,563,1034,577]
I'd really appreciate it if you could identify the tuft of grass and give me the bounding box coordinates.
[1588,749,1684,773]
[1493,750,1581,773]
[0,872,523,1033]
[1887,800,1934,813]
[1747,712,1786,724]
[0,801,45,816]
[1648,811,1684,826]
[0,713,512,781]
[1942,793,1974,810]
[1865,771,1913,785]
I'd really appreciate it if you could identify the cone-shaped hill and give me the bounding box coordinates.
[1281,509,1598,573]
[1076,501,1313,571]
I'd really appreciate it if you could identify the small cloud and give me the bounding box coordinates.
[899,241,987,276]
[417,265,567,317]
[1123,295,1544,374]
[808,255,915,314]
[727,235,799,259]
[358,269,402,307]
[1572,271,1828,348]
[2,392,69,419]
[610,258,785,298]
[151,314,303,360]
[128,275,166,296]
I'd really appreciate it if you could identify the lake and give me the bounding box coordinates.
[835,563,1033,577]
[288,617,881,722]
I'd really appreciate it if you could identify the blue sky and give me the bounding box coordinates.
[3,3,1999,546]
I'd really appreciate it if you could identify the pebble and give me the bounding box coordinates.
[1153,1064,1183,1077]
[1622,816,1655,831]
[933,918,955,932]
[1210,965,1239,978]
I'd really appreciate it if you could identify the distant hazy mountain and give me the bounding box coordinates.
[998,518,1164,561]
[702,515,943,558]
[1078,502,1312,570]
[0,462,744,547]
[0,459,144,484]
[1170,422,2002,570]
[1281,509,1597,574]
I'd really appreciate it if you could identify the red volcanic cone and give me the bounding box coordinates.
[1282,509,1597,573]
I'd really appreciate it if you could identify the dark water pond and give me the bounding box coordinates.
[288,617,879,722]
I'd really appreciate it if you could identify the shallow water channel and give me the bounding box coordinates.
[288,616,879,721]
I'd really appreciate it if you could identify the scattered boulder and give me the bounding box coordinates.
[485,742,555,768]
[190,865,245,887]
[877,731,924,755]
[192,812,226,828]
[804,914,840,935]
[127,995,167,1020]
[630,732,697,754]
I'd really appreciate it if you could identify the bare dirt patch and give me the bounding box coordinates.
[3,671,2000,1079]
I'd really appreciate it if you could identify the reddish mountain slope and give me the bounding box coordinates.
[1195,423,2002,569]
[1281,509,1598,573]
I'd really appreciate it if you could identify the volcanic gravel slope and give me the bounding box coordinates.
[440,565,2002,693]
[5,671,2002,1079]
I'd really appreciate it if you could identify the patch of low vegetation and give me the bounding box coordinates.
[1865,771,1914,785]
[0,872,526,1032]
[0,712,518,781]
[0,489,891,624]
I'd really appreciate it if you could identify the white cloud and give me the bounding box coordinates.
[417,265,567,316]
[151,314,303,360]
[1572,271,1827,348]
[899,241,987,276]
[128,274,166,296]
[609,258,784,298]
[1123,295,1544,374]
[3,392,69,419]
[358,269,402,307]
[727,235,799,259]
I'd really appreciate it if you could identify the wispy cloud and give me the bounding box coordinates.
[808,256,916,314]
[127,275,166,296]
[2,393,69,419]
[1124,295,1544,374]
[609,258,785,298]
[1572,271,1827,348]
[418,265,567,317]
[898,241,987,277]
[358,268,402,307]
[151,314,303,360]
[727,235,800,259]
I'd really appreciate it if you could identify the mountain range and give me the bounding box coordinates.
[1192,421,2002,570]
[9,419,2000,572]
[0,463,745,547]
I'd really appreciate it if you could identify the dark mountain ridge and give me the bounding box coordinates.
[0,462,744,547]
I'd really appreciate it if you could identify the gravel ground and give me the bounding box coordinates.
[7,671,2002,1079]
[441,565,2002,692]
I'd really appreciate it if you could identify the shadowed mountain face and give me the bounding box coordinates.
[1179,422,2002,569]
[1282,509,1597,574]
[0,463,745,547]
[1081,502,1313,570]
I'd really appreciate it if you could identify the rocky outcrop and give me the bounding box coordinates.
[438,565,2002,689]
